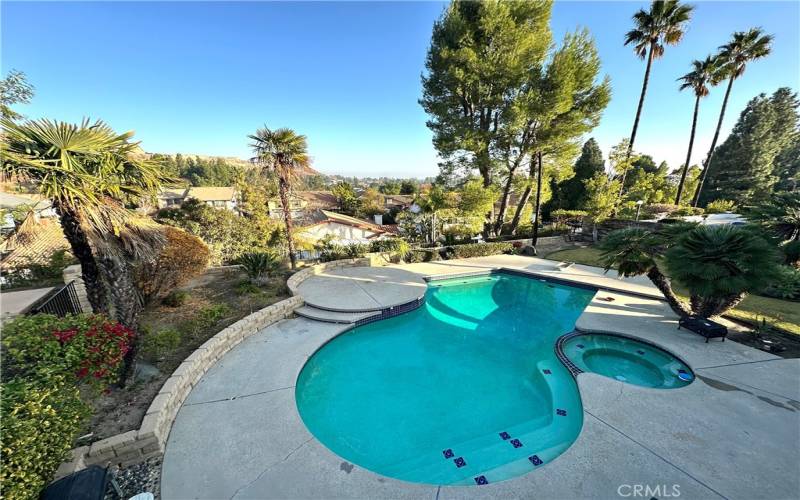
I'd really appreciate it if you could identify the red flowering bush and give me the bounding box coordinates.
[2,314,134,390]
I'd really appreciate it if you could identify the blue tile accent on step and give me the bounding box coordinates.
[474,475,488,485]
[499,431,511,440]
[556,409,567,416]
[529,455,543,466]
[543,369,552,375]
[510,439,523,448]
[443,449,454,459]
[454,457,466,468]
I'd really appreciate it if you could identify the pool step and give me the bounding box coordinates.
[294,305,379,324]
[395,417,571,485]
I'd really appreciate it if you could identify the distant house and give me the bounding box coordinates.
[267,191,339,222]
[383,194,414,211]
[0,218,70,271]
[297,209,392,244]
[0,192,57,234]
[157,186,238,211]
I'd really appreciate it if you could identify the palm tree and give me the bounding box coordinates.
[598,227,691,318]
[674,56,721,205]
[665,225,779,317]
[2,118,170,381]
[692,28,774,206]
[249,127,309,270]
[624,0,694,167]
[1,118,169,321]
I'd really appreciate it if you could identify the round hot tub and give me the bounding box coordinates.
[561,334,693,389]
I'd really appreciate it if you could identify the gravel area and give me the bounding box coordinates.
[106,456,161,499]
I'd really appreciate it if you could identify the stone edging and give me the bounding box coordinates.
[56,295,305,478]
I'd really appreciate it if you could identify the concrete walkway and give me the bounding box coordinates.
[162,256,800,499]
[0,286,56,322]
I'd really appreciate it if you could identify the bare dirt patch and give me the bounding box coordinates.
[85,267,290,441]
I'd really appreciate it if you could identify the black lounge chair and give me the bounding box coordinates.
[678,316,728,343]
[40,465,123,500]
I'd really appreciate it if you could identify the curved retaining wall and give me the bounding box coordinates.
[56,295,305,477]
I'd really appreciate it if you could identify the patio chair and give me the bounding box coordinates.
[40,465,123,500]
[677,316,728,343]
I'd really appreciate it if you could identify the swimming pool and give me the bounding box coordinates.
[295,272,594,485]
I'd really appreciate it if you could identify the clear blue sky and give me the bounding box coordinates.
[3,1,798,178]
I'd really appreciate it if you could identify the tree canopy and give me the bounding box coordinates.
[700,87,799,205]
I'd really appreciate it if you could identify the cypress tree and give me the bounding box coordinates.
[556,138,605,209]
[700,88,799,205]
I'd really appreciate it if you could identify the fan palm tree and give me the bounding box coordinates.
[692,28,774,206]
[598,227,691,318]
[623,0,693,167]
[1,118,169,328]
[249,127,309,269]
[674,56,722,205]
[665,225,779,317]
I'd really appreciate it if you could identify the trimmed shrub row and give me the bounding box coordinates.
[405,242,515,262]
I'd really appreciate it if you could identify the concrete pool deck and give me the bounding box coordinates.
[161,256,800,499]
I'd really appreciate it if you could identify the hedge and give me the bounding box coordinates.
[0,377,88,500]
[404,249,442,263]
[446,242,514,259]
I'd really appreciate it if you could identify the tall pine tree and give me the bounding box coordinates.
[701,87,799,205]
[556,138,605,209]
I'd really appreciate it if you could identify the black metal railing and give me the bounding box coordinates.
[29,281,84,317]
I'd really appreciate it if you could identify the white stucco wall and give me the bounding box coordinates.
[299,222,379,243]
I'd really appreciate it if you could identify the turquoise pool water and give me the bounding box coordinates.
[295,272,594,485]
[562,334,694,389]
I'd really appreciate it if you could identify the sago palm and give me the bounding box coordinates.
[692,28,773,206]
[624,0,693,164]
[1,118,170,328]
[674,56,722,205]
[665,225,779,318]
[598,227,691,318]
[249,127,309,269]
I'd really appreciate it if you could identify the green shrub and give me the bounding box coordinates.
[404,249,442,263]
[140,328,182,360]
[0,376,88,500]
[705,199,735,214]
[762,265,800,301]
[238,251,281,283]
[783,240,800,266]
[369,238,410,255]
[672,206,705,216]
[2,314,134,390]
[2,249,77,290]
[0,314,133,499]
[447,242,514,259]
[179,304,232,338]
[162,290,190,307]
[236,280,263,296]
[317,237,369,262]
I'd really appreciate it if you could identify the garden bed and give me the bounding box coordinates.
[86,267,289,441]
